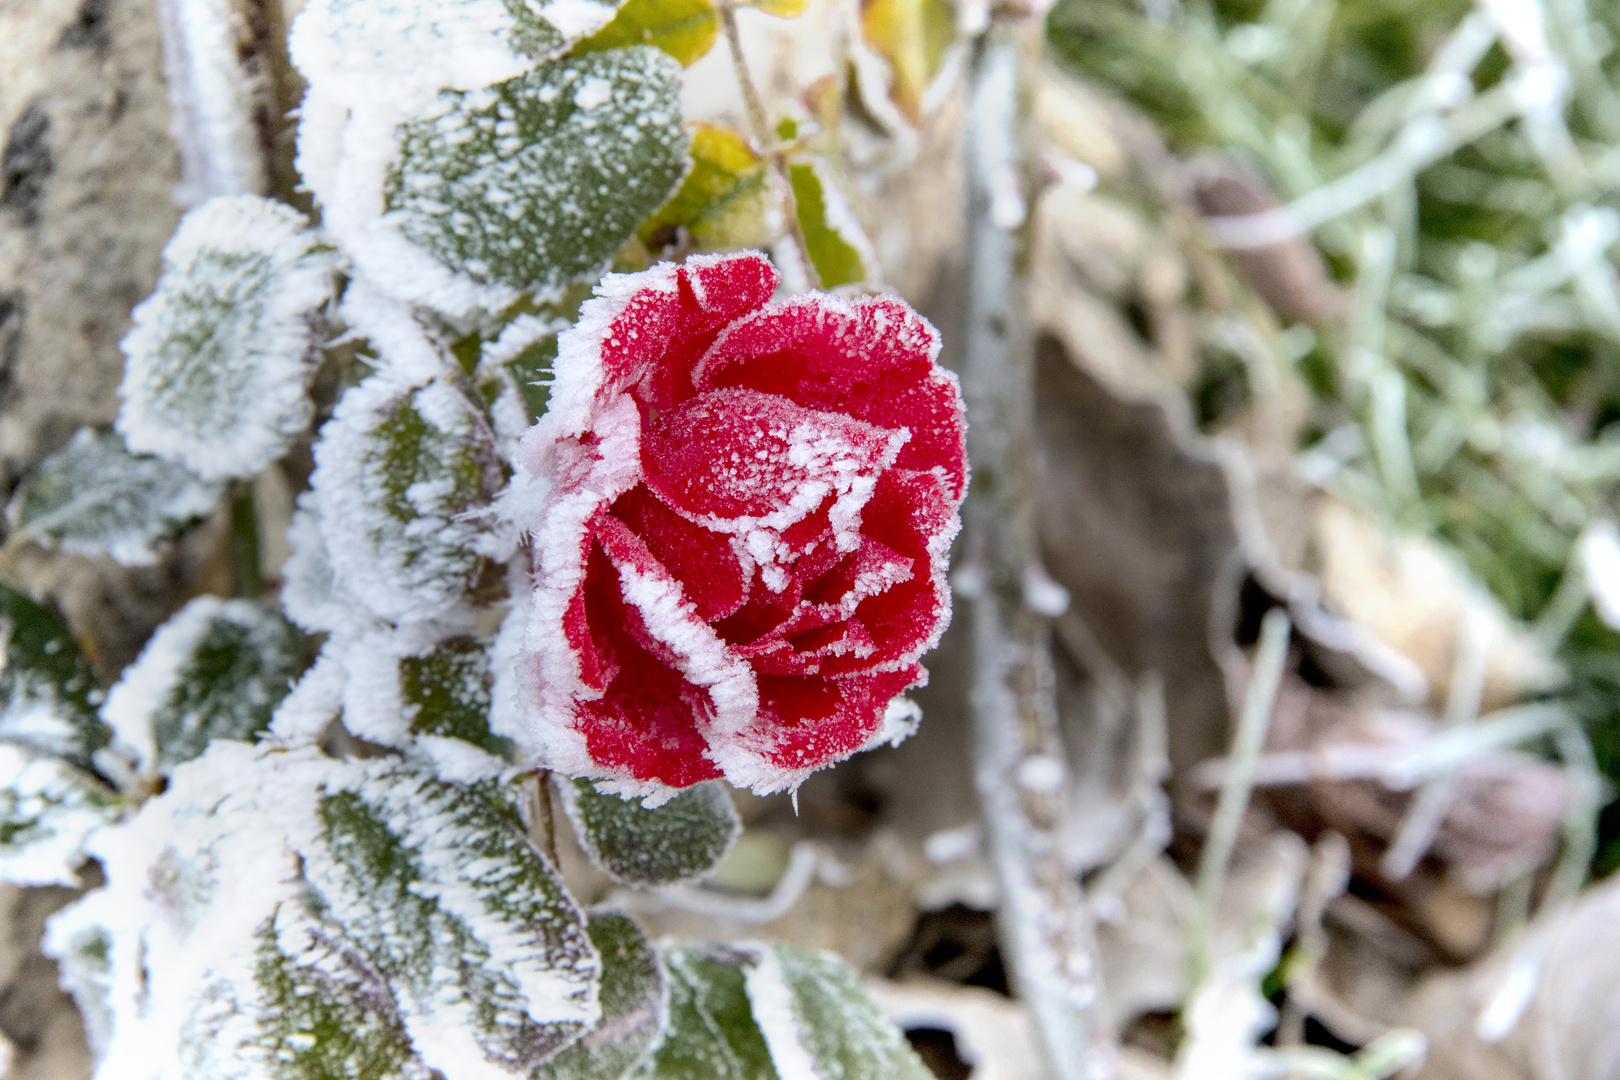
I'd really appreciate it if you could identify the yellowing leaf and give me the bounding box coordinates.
[751,0,807,17]
[860,0,955,124]
[788,159,874,289]
[574,0,720,66]
[639,124,778,251]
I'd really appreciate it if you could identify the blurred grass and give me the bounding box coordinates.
[1047,0,1620,874]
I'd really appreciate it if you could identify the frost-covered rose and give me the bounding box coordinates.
[508,252,966,795]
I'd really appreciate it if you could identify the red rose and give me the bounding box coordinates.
[509,252,966,795]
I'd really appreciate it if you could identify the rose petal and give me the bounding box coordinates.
[694,295,966,500]
[610,484,749,621]
[753,666,924,771]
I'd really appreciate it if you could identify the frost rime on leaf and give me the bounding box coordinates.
[384,47,689,292]
[101,597,305,776]
[117,196,334,481]
[304,769,599,1074]
[6,429,222,567]
[557,777,740,886]
[0,744,119,887]
[311,378,503,625]
[535,911,667,1080]
[0,582,108,768]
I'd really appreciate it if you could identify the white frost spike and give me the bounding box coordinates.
[118,196,334,480]
[744,946,823,1080]
[156,0,267,201]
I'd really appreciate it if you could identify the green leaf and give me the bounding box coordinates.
[251,909,428,1080]
[558,777,740,887]
[308,767,599,1070]
[633,945,779,1080]
[6,428,223,567]
[402,636,512,758]
[787,160,875,289]
[638,124,776,253]
[0,582,108,768]
[0,743,119,886]
[385,47,690,291]
[102,597,305,774]
[753,944,932,1080]
[117,196,333,481]
[574,0,719,67]
[536,911,667,1080]
[311,378,503,623]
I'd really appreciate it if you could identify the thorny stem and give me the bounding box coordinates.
[717,0,821,290]
[1187,607,1291,999]
[960,21,1110,1080]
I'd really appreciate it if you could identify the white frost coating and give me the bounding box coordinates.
[574,75,614,110]
[310,375,497,625]
[49,743,346,1080]
[44,883,119,1056]
[803,158,882,281]
[290,0,538,316]
[489,591,543,762]
[279,495,379,637]
[534,0,616,37]
[6,429,222,568]
[862,696,922,752]
[338,279,460,385]
[483,314,564,368]
[743,945,822,1080]
[416,735,510,782]
[118,196,333,480]
[339,629,418,748]
[156,0,266,202]
[0,745,118,887]
[267,646,347,742]
[101,596,275,776]
[300,768,600,1076]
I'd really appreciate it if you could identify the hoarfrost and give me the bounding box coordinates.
[0,744,120,887]
[5,429,222,567]
[310,376,502,625]
[0,582,108,768]
[556,776,740,887]
[535,911,667,1080]
[45,744,604,1079]
[633,944,777,1080]
[382,48,689,293]
[117,196,333,480]
[101,596,304,777]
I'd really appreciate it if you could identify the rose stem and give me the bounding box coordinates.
[717,0,822,290]
[529,769,560,867]
[958,16,1111,1080]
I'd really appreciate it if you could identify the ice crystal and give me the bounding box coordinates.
[0,745,119,887]
[535,911,667,1080]
[117,196,333,480]
[632,945,778,1080]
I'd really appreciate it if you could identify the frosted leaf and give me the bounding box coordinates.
[279,494,379,638]
[44,743,603,1079]
[305,766,599,1072]
[5,428,223,567]
[631,945,778,1080]
[384,48,689,292]
[310,377,503,624]
[557,777,740,886]
[44,889,117,1056]
[0,744,120,887]
[747,943,931,1080]
[117,196,334,480]
[0,582,108,768]
[249,908,432,1080]
[787,160,878,289]
[342,630,513,765]
[101,597,305,776]
[535,911,667,1080]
